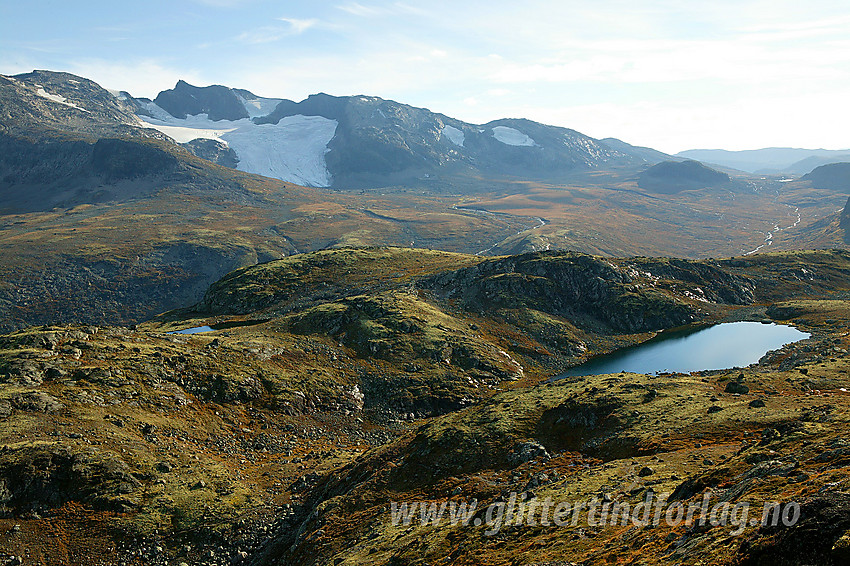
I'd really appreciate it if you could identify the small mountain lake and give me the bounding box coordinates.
[166,319,270,335]
[169,326,215,335]
[557,321,810,378]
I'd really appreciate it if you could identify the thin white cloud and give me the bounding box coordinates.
[236,18,320,44]
[336,1,428,17]
[278,17,319,34]
[337,2,383,17]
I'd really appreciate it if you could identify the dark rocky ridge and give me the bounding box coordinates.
[421,251,753,333]
[153,79,251,121]
[193,248,755,335]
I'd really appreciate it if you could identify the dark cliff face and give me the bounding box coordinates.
[840,197,850,244]
[839,197,850,229]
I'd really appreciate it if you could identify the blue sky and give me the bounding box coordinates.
[2,0,849,153]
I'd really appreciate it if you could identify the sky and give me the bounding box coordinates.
[1,0,849,154]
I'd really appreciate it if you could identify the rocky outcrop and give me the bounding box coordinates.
[423,251,753,333]
[0,445,140,512]
[182,138,239,168]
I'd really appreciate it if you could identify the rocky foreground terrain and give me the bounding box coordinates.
[0,247,849,565]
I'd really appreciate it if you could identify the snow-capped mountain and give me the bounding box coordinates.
[127,80,666,188]
[0,71,670,191]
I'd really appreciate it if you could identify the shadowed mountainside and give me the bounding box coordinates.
[638,160,732,194]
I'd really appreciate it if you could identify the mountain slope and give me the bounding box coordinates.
[779,196,850,248]
[600,137,674,164]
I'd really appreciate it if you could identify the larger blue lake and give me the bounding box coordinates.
[557,321,809,378]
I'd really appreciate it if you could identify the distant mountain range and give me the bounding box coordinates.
[125,79,669,188]
[676,147,850,175]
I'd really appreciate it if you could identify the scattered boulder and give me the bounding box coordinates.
[638,466,655,477]
[725,381,750,395]
[0,400,11,419]
[11,391,63,413]
[736,492,850,565]
[508,441,551,466]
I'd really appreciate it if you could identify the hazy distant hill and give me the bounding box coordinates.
[800,162,850,191]
[781,154,850,175]
[676,147,850,174]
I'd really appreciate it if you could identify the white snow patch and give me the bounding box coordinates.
[442,125,464,147]
[35,86,86,111]
[140,101,176,122]
[226,115,337,187]
[138,112,337,187]
[492,126,536,147]
[236,93,282,118]
[139,118,237,144]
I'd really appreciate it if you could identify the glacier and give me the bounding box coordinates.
[137,104,337,188]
